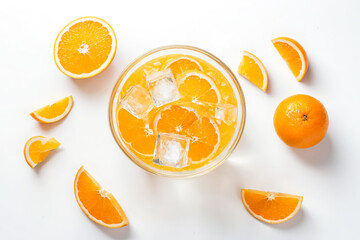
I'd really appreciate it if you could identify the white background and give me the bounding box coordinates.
[1,0,359,239]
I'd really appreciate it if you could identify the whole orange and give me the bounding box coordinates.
[273,94,329,148]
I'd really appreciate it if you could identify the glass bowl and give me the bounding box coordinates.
[109,45,246,178]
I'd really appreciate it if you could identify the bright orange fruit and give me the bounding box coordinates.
[274,94,329,148]
[54,16,117,79]
[74,166,129,228]
[164,56,203,79]
[24,136,60,168]
[241,189,303,224]
[272,37,308,81]
[30,96,73,123]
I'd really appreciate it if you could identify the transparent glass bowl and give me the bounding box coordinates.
[109,45,246,178]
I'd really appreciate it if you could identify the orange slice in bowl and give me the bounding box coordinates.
[241,189,303,224]
[164,56,203,79]
[271,37,308,81]
[74,166,129,228]
[24,136,60,168]
[30,96,73,123]
[117,108,156,156]
[178,71,220,105]
[54,16,117,79]
[238,51,268,92]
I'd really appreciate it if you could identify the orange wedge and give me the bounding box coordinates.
[241,189,303,224]
[164,56,203,79]
[30,96,73,123]
[117,108,156,156]
[54,16,117,79]
[272,37,308,81]
[178,71,220,105]
[154,105,220,163]
[24,136,60,168]
[74,166,129,228]
[238,51,268,92]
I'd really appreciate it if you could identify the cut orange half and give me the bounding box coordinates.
[241,189,303,224]
[54,16,117,79]
[24,136,60,168]
[164,56,203,79]
[30,96,73,123]
[178,71,220,105]
[74,166,129,228]
[154,105,220,163]
[238,51,268,92]
[117,108,156,156]
[272,37,308,81]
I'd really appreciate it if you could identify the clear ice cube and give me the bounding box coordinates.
[215,104,237,125]
[120,85,154,119]
[153,133,191,168]
[146,69,180,107]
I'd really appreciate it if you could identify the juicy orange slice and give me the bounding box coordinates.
[238,51,268,92]
[74,166,129,228]
[24,136,60,168]
[164,56,203,79]
[54,16,117,79]
[117,108,156,156]
[154,105,220,163]
[178,71,220,105]
[30,96,73,123]
[272,37,308,81]
[241,189,303,224]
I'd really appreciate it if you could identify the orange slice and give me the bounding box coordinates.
[24,136,60,168]
[154,105,220,163]
[30,96,73,123]
[117,108,156,156]
[74,166,128,228]
[164,56,203,79]
[178,71,220,105]
[237,51,268,92]
[54,16,117,79]
[272,37,308,81]
[241,189,303,224]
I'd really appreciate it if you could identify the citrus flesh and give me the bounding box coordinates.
[24,136,60,168]
[30,96,73,123]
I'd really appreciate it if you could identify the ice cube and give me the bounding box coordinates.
[146,69,180,107]
[120,85,154,119]
[153,133,191,168]
[215,104,237,125]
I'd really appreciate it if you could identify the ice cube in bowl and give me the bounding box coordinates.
[120,85,154,119]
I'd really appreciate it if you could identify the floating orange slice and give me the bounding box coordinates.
[241,189,303,224]
[272,37,308,81]
[74,166,129,228]
[164,56,203,79]
[54,16,117,79]
[24,136,60,168]
[30,96,73,123]
[237,51,268,92]
[178,71,220,105]
[117,108,156,156]
[154,105,220,163]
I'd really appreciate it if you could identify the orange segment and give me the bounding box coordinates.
[117,108,156,156]
[241,189,303,224]
[30,96,73,123]
[54,17,117,79]
[154,105,219,163]
[238,51,268,92]
[24,136,60,168]
[164,56,203,79]
[178,71,220,105]
[74,166,128,228]
[272,37,308,81]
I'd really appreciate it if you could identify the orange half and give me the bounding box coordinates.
[272,37,308,81]
[24,136,60,168]
[30,96,73,123]
[241,189,303,224]
[54,16,117,79]
[74,166,129,228]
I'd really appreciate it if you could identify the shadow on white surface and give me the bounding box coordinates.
[270,209,305,230]
[92,221,131,239]
[37,118,68,131]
